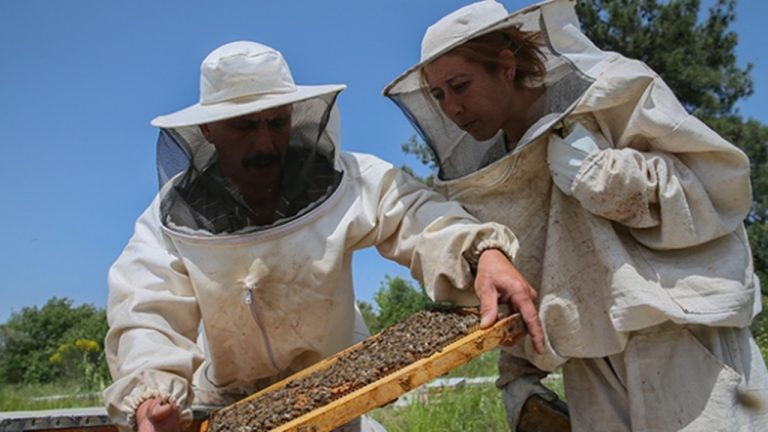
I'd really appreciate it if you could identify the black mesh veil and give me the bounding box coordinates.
[385,4,597,181]
[156,92,343,235]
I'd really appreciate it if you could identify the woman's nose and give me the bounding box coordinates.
[442,94,463,119]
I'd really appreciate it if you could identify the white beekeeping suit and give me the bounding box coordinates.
[104,41,518,432]
[385,0,768,430]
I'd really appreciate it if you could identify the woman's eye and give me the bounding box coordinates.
[452,81,468,92]
[430,91,444,101]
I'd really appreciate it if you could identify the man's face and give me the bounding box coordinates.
[200,105,292,194]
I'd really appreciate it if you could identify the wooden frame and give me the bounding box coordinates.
[201,313,524,431]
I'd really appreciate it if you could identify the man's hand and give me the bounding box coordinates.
[136,398,180,432]
[475,249,544,354]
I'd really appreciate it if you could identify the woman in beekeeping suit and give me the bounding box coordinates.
[104,40,545,432]
[384,0,768,430]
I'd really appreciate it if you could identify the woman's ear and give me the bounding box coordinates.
[498,49,517,81]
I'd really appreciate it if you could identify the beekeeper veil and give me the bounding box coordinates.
[384,0,608,181]
[151,41,345,235]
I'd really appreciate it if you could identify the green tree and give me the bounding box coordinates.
[400,134,437,186]
[372,276,433,333]
[747,220,768,358]
[357,300,381,334]
[576,0,753,118]
[0,297,109,385]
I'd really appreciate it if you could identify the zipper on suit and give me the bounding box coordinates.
[244,285,281,372]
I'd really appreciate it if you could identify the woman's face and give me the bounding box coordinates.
[424,53,518,141]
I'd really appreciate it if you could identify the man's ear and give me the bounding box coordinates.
[498,49,517,82]
[199,124,211,141]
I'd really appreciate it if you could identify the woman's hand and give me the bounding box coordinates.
[475,248,545,354]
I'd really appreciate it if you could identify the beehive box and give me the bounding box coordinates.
[201,308,524,432]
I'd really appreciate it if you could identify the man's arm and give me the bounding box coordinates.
[345,153,544,352]
[135,398,181,432]
[104,198,203,431]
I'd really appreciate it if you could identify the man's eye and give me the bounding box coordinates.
[268,116,290,129]
[231,121,255,131]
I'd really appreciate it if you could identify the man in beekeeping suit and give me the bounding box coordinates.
[103,40,544,432]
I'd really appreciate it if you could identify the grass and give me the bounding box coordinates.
[370,382,508,431]
[368,349,566,431]
[1,349,567,432]
[0,381,102,412]
[444,349,565,399]
[443,348,499,378]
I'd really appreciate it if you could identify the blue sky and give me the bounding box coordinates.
[0,0,765,323]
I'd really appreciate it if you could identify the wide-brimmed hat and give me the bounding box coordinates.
[152,41,346,128]
[384,0,557,96]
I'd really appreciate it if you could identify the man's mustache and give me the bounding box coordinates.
[241,153,280,168]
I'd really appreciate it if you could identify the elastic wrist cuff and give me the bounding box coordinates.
[463,238,515,275]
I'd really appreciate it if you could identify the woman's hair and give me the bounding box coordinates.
[421,26,547,91]
[418,26,547,115]
[452,26,547,86]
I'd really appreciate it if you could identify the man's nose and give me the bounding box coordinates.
[249,124,277,153]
